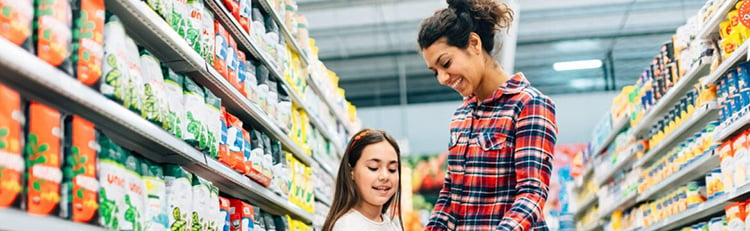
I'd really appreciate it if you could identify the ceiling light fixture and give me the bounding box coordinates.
[553,59,603,71]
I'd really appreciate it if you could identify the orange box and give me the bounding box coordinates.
[726,202,746,230]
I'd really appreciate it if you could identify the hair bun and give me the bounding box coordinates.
[447,0,471,12]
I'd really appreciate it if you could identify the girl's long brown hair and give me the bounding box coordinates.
[322,129,404,231]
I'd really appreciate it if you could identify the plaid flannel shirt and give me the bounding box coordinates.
[425,73,557,231]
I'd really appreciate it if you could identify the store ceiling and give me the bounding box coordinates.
[298,0,705,107]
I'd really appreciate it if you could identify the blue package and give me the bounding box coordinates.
[739,63,750,110]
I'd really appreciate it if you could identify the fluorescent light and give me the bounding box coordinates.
[553,59,602,71]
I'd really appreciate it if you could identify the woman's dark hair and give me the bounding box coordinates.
[322,129,404,231]
[418,0,514,53]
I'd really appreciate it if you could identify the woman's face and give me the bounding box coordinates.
[422,37,485,97]
[352,141,400,209]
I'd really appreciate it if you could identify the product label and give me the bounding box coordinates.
[26,103,62,215]
[122,160,145,231]
[36,0,71,67]
[741,1,750,28]
[0,0,33,46]
[214,21,228,79]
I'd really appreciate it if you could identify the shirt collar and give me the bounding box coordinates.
[467,73,529,104]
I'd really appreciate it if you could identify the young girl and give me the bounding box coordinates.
[418,0,558,230]
[322,129,403,231]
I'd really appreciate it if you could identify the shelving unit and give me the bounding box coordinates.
[307,74,354,136]
[630,59,711,138]
[696,0,738,39]
[595,144,637,186]
[0,37,315,222]
[637,151,719,202]
[316,194,333,207]
[633,102,719,168]
[204,0,345,160]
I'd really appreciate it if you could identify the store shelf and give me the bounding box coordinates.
[631,59,711,138]
[580,221,603,231]
[598,192,637,219]
[198,156,314,222]
[704,39,750,85]
[641,183,750,231]
[307,75,353,135]
[0,208,105,231]
[697,0,738,39]
[574,195,598,219]
[107,0,315,166]
[715,110,750,142]
[637,151,719,203]
[206,0,345,157]
[634,102,719,168]
[595,144,637,186]
[593,115,630,155]
[0,18,314,225]
[257,0,310,66]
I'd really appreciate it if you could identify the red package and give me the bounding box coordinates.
[218,107,234,169]
[227,36,239,89]
[219,197,231,230]
[222,0,239,17]
[236,51,248,97]
[229,199,254,231]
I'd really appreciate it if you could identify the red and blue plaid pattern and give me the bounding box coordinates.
[426,73,557,231]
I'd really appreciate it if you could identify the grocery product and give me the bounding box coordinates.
[182,77,206,150]
[201,6,215,66]
[98,135,126,230]
[191,176,211,231]
[140,50,169,127]
[219,197,231,231]
[204,87,222,159]
[122,37,145,115]
[165,165,193,231]
[122,153,145,231]
[726,202,745,231]
[142,159,168,231]
[214,19,229,80]
[0,0,34,51]
[163,65,185,139]
[61,116,98,224]
[229,199,254,231]
[225,113,247,174]
[70,0,104,87]
[34,0,72,73]
[101,15,127,104]
[26,102,62,216]
[0,84,24,208]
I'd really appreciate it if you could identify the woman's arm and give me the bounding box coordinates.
[496,95,557,231]
[425,167,453,230]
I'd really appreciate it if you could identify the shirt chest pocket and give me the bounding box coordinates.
[465,132,514,175]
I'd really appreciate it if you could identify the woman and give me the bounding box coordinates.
[322,129,404,231]
[417,0,558,230]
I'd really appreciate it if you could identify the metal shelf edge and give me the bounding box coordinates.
[716,110,750,142]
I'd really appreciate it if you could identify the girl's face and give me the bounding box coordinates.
[352,140,400,210]
[422,37,486,98]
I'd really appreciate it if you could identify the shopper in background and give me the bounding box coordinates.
[417,0,558,230]
[322,129,404,231]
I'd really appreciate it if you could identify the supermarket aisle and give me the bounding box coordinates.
[0,0,356,230]
[573,0,750,230]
